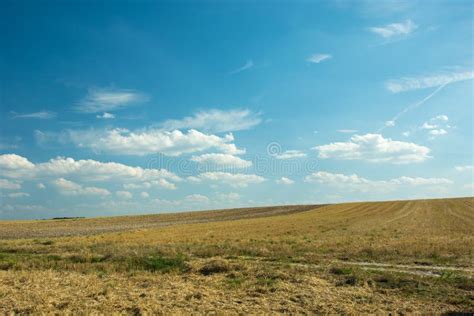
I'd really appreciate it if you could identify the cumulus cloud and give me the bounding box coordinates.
[116,190,133,199]
[96,112,115,119]
[140,192,149,198]
[161,109,262,133]
[197,172,265,188]
[47,128,245,157]
[274,150,307,160]
[217,192,240,201]
[75,88,149,113]
[305,171,452,192]
[306,54,332,64]
[386,71,474,93]
[276,177,294,185]
[313,133,431,164]
[0,154,35,178]
[37,183,46,189]
[12,111,57,119]
[429,129,447,136]
[420,115,450,138]
[185,194,210,203]
[369,20,417,38]
[0,154,180,191]
[53,178,110,196]
[0,179,21,190]
[123,179,176,190]
[191,153,252,168]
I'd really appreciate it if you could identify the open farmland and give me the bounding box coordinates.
[0,197,473,313]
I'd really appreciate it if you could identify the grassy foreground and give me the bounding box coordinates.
[0,197,473,313]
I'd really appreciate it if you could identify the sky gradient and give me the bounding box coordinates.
[0,0,473,219]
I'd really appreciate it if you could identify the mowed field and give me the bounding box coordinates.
[0,197,473,313]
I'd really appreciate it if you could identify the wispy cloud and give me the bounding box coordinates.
[274,150,307,160]
[337,129,358,134]
[369,20,417,39]
[161,109,262,133]
[306,54,332,64]
[229,60,254,75]
[379,83,447,132]
[455,165,473,172]
[75,88,149,113]
[386,70,474,93]
[12,111,56,119]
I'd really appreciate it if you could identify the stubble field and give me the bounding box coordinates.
[0,197,473,313]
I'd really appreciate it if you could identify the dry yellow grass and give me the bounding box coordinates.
[0,197,473,313]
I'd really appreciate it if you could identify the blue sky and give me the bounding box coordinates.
[0,0,473,219]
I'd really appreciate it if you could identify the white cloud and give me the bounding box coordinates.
[37,183,46,189]
[276,177,295,185]
[8,192,30,198]
[75,88,148,113]
[313,133,431,164]
[420,115,450,137]
[306,54,332,64]
[161,109,262,133]
[274,150,307,160]
[421,122,437,130]
[369,20,417,38]
[432,115,448,122]
[455,165,473,172]
[36,156,180,183]
[116,190,133,199]
[229,60,254,75]
[96,112,115,119]
[185,194,209,203]
[386,71,474,93]
[217,192,240,201]
[379,84,447,132]
[402,131,410,137]
[337,129,358,134]
[385,120,396,127]
[0,154,35,178]
[2,204,44,212]
[140,192,149,198]
[123,179,176,190]
[198,172,265,188]
[57,128,244,156]
[53,178,111,196]
[305,171,452,192]
[13,111,56,119]
[429,129,447,136]
[0,154,180,191]
[191,153,252,168]
[0,179,21,190]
